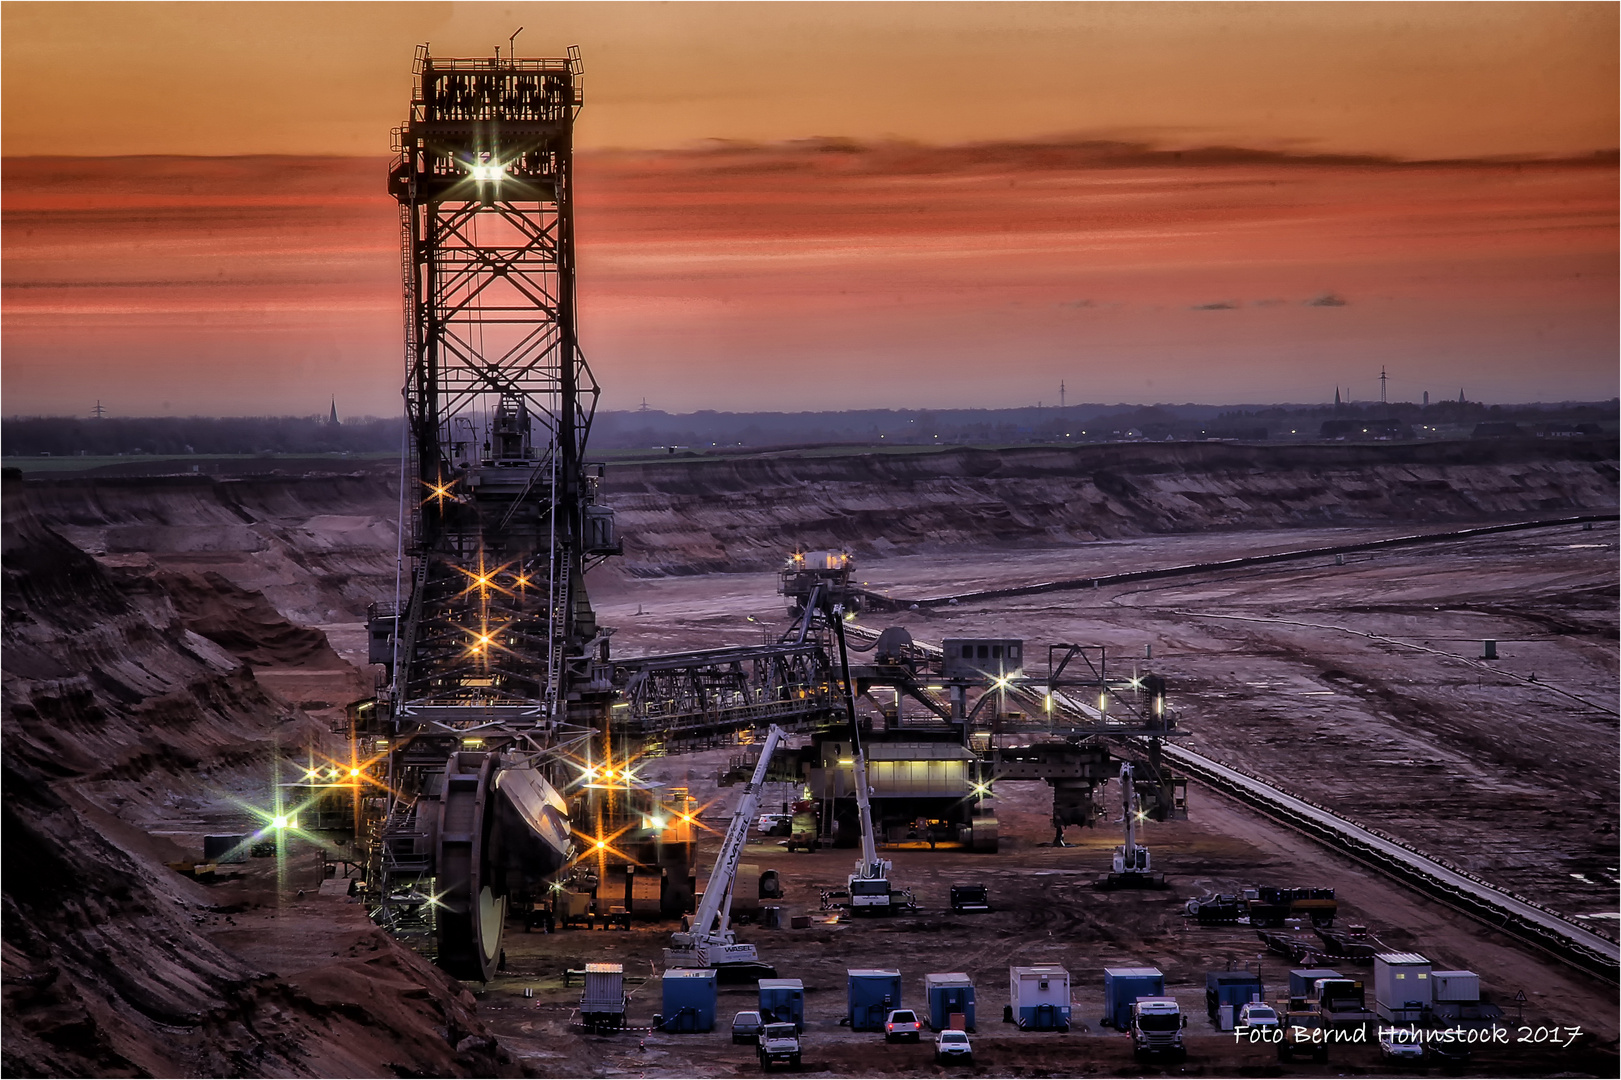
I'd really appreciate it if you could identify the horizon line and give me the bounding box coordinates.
[8,399,1618,423]
[4,137,1617,170]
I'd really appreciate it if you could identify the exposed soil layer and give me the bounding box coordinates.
[3,438,1615,1077]
[603,438,1619,575]
[2,479,511,1078]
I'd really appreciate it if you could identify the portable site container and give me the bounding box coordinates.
[924,973,976,1032]
[848,969,903,1031]
[1288,968,1342,999]
[1011,965,1072,1031]
[1432,970,1480,1003]
[580,963,626,1025]
[1102,967,1161,1030]
[1205,972,1263,1018]
[660,969,716,1033]
[759,978,805,1031]
[1373,953,1432,1022]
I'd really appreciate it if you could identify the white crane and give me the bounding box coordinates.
[830,606,898,914]
[665,724,787,970]
[1106,761,1165,888]
[844,749,894,912]
[1113,761,1151,876]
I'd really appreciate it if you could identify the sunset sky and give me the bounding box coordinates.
[2,2,1616,416]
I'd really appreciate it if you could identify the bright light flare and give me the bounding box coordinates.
[420,476,457,511]
[565,819,640,871]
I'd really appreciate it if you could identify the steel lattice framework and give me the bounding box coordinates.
[386,45,616,721]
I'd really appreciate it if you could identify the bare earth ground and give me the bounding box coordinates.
[452,521,1618,1077]
[10,503,1615,1077]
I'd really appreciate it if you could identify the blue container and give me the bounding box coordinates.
[848,969,903,1031]
[1103,966,1164,1030]
[1205,972,1263,1017]
[660,969,717,1033]
[924,973,976,1032]
[758,978,805,1032]
[1289,968,1342,1000]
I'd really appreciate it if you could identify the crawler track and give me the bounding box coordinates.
[1157,741,1621,984]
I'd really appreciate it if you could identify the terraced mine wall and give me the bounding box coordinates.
[2,436,1615,1074]
[604,437,1620,574]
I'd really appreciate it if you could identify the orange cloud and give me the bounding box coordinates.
[3,146,1615,416]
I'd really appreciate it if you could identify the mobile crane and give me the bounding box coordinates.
[1104,761,1167,889]
[665,724,787,976]
[831,611,907,915]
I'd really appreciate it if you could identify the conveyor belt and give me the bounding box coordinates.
[1158,741,1620,984]
[843,625,1620,983]
[857,514,1617,610]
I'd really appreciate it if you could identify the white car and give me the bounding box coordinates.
[884,1008,922,1043]
[1379,1028,1425,1061]
[1238,1002,1279,1031]
[934,1029,973,1063]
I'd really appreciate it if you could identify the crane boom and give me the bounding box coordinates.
[666,724,787,968]
[831,608,894,906]
[1114,761,1149,873]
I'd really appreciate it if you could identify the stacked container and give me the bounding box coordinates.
[924,973,976,1032]
[1432,971,1480,1003]
[759,978,806,1031]
[1373,952,1432,1022]
[660,969,717,1033]
[1010,965,1072,1031]
[848,969,903,1031]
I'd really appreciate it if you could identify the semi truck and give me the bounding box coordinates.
[1129,997,1186,1060]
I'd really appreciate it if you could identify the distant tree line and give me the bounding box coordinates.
[4,400,1614,457]
[1,415,403,457]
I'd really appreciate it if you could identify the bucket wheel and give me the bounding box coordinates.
[436,751,505,981]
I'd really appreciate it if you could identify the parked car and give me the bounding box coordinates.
[934,1029,973,1064]
[884,1008,923,1043]
[756,813,792,836]
[1379,1028,1425,1062]
[1238,1001,1280,1031]
[732,1010,764,1044]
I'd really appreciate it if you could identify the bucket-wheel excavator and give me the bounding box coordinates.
[357,44,620,980]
